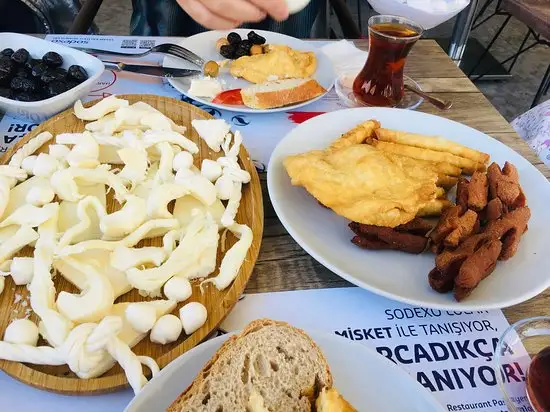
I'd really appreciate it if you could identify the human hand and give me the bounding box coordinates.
[176,0,290,29]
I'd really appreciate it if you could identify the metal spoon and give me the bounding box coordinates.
[405,84,453,110]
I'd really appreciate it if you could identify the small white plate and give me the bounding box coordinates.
[0,33,104,122]
[125,330,443,412]
[268,108,550,310]
[163,29,336,114]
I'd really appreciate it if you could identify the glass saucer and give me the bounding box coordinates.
[335,71,424,110]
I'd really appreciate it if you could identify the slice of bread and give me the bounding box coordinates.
[241,79,327,109]
[168,319,333,412]
[316,387,357,412]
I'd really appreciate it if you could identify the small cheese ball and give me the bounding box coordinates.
[150,315,183,345]
[164,277,192,303]
[179,302,207,335]
[126,303,157,334]
[4,319,39,346]
[172,151,194,172]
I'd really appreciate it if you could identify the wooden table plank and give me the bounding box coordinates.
[416,93,516,133]
[414,78,480,93]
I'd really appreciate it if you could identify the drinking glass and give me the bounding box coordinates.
[353,15,423,107]
[494,316,550,412]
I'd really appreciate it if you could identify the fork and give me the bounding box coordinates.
[75,43,205,68]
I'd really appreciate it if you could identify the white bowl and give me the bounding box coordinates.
[0,33,104,122]
[366,0,470,30]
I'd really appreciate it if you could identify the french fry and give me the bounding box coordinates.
[432,162,462,177]
[384,151,462,177]
[372,140,485,174]
[437,175,458,188]
[329,120,380,151]
[435,187,446,199]
[417,199,453,217]
[375,128,490,164]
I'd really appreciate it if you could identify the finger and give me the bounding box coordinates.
[249,0,289,21]
[201,0,266,23]
[177,0,240,30]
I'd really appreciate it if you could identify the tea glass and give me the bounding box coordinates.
[353,15,423,107]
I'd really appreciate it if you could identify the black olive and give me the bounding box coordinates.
[1,48,14,57]
[238,40,253,52]
[67,65,88,83]
[66,80,79,90]
[248,31,266,45]
[0,87,11,99]
[24,57,39,70]
[15,67,28,78]
[11,48,29,65]
[41,67,66,84]
[10,76,24,91]
[219,44,236,59]
[0,72,11,87]
[42,51,63,67]
[227,32,241,44]
[46,80,68,97]
[234,47,249,58]
[31,62,48,78]
[0,57,15,75]
[20,78,38,93]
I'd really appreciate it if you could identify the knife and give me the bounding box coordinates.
[103,61,201,78]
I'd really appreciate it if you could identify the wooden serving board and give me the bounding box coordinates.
[0,94,263,394]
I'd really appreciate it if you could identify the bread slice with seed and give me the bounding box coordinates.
[241,79,326,109]
[167,319,333,412]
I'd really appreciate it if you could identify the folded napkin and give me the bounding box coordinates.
[320,40,368,76]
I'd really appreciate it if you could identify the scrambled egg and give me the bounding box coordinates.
[229,45,317,84]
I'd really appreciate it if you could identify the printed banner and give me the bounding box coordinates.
[221,288,533,412]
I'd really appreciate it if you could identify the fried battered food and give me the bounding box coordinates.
[429,234,492,293]
[453,239,502,300]
[429,206,531,300]
[395,217,434,236]
[456,177,470,211]
[487,162,526,211]
[371,140,486,175]
[485,198,504,221]
[349,219,431,254]
[417,199,453,217]
[284,143,439,227]
[430,206,478,251]
[437,175,459,189]
[229,45,317,84]
[483,206,530,260]
[390,155,462,180]
[329,120,380,150]
[375,128,490,164]
[467,171,488,211]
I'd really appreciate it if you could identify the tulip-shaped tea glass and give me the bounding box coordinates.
[494,316,550,412]
[353,15,423,107]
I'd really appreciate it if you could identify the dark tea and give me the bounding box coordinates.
[526,346,550,412]
[353,16,422,107]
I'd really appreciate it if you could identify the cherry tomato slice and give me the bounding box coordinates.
[212,89,243,105]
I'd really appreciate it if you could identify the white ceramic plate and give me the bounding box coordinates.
[125,330,443,412]
[268,108,550,310]
[163,29,335,114]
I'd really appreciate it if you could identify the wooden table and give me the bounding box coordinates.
[246,39,550,326]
